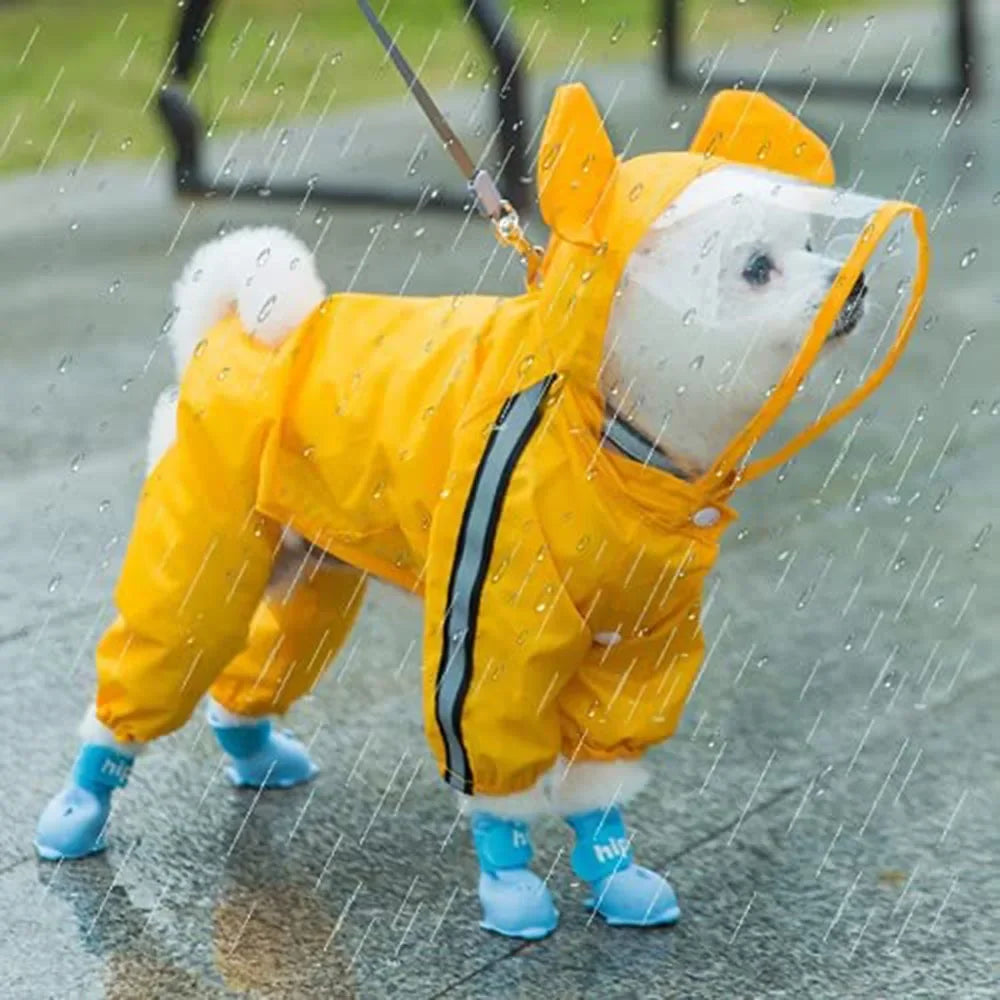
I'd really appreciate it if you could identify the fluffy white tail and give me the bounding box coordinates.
[167,225,326,376]
[147,227,325,474]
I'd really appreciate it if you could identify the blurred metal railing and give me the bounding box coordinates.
[155,0,531,213]
[661,0,975,104]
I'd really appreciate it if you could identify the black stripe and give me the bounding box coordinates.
[434,375,556,794]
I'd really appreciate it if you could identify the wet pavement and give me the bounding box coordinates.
[2,6,999,997]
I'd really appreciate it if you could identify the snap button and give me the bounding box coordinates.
[593,630,622,647]
[692,506,721,528]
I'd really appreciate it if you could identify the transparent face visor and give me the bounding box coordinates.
[624,166,928,485]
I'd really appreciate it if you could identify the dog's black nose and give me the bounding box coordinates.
[829,270,868,339]
[846,271,868,306]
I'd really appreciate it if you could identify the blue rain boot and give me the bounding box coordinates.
[566,807,680,927]
[208,708,318,789]
[35,744,134,861]
[472,813,559,940]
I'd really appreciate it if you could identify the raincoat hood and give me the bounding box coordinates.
[529,83,928,492]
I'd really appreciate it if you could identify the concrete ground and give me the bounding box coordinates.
[1,5,998,998]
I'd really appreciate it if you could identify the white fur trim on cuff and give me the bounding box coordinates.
[459,775,552,820]
[549,758,650,816]
[79,705,146,756]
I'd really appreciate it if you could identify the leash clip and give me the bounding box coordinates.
[471,169,544,286]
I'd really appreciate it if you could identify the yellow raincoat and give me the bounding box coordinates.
[94,86,926,797]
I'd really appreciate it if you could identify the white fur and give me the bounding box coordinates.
[462,777,552,820]
[79,704,146,756]
[205,697,265,727]
[146,386,180,474]
[168,225,325,377]
[548,759,650,816]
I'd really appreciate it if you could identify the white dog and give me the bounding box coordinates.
[37,88,880,941]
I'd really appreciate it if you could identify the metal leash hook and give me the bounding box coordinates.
[470,170,544,286]
[357,0,543,285]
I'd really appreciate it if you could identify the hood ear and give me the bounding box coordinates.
[688,90,835,185]
[536,83,619,245]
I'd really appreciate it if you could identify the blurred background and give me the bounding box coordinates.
[1,2,997,999]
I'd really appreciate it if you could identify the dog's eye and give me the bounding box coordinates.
[742,252,775,287]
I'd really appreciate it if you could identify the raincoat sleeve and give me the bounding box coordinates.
[94,321,284,743]
[421,380,593,798]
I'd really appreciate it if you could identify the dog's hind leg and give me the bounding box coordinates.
[204,546,367,788]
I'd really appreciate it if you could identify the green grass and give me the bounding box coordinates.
[1,0,882,176]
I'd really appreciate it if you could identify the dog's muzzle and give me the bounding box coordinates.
[829,272,868,340]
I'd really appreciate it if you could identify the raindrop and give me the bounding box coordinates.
[273,82,285,96]
[98,499,111,513]
[414,226,426,239]
[932,595,945,609]
[682,308,697,326]
[932,486,952,512]
[266,30,278,48]
[755,655,769,670]
[971,522,992,552]
[216,367,230,381]
[891,556,907,572]
[57,355,72,374]
[194,339,207,357]
[700,231,719,257]
[844,634,854,652]
[914,169,927,186]
[278,128,290,147]
[48,574,62,593]
[993,192,1000,206]
[330,51,343,66]
[689,354,704,370]
[929,97,942,117]
[825,15,838,33]
[120,378,132,392]
[863,15,875,29]
[628,182,644,201]
[959,248,978,268]
[991,401,1000,416]
[519,355,535,374]
[696,56,711,78]
[736,527,749,540]
[772,7,788,32]
[610,20,625,44]
[257,187,272,198]
[257,247,271,266]
[119,136,132,151]
[69,220,79,232]
[576,535,590,552]
[650,29,663,48]
[70,453,84,472]
[257,294,277,323]
[108,279,122,294]
[964,152,976,168]
[915,404,927,423]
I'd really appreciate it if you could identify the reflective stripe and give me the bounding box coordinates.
[602,409,689,480]
[435,375,557,794]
